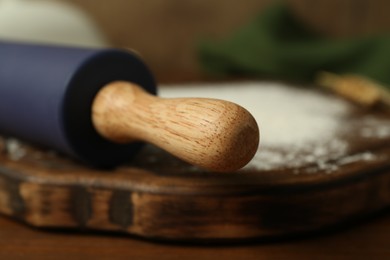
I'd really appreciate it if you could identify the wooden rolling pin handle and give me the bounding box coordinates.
[92,81,260,172]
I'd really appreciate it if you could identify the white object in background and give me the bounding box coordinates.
[0,0,108,47]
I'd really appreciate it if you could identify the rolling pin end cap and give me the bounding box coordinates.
[205,111,259,173]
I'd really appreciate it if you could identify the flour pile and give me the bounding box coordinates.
[161,82,368,172]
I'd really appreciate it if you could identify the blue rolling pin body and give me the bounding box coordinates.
[0,41,156,167]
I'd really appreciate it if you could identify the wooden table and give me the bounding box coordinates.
[1,77,390,259]
[0,208,389,259]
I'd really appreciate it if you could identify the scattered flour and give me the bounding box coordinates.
[3,138,26,161]
[0,82,387,173]
[360,117,390,139]
[160,81,384,173]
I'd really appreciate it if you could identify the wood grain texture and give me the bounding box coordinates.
[0,98,390,242]
[92,81,259,172]
[0,212,390,259]
[0,148,390,242]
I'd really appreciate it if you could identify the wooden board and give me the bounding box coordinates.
[0,85,390,242]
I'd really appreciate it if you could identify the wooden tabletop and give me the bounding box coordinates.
[0,210,389,259]
[1,77,390,258]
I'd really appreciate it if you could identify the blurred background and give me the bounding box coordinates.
[1,0,390,82]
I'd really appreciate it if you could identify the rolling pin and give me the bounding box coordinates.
[0,41,259,172]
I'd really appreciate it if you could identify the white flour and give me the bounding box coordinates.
[0,81,387,173]
[360,117,390,139]
[160,81,386,172]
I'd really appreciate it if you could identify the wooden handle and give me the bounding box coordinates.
[92,81,260,172]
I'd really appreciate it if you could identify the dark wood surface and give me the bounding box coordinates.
[0,209,390,259]
[1,138,390,241]
[1,81,390,257]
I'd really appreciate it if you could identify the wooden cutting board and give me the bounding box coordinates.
[0,82,390,242]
